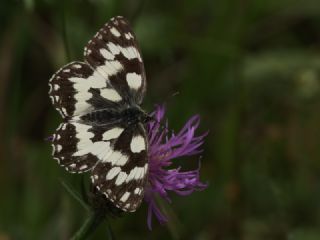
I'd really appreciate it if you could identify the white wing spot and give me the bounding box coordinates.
[134,167,144,180]
[100,49,115,60]
[100,147,113,162]
[126,73,142,90]
[110,27,121,37]
[125,166,145,182]
[74,64,82,69]
[100,88,122,102]
[106,44,140,61]
[115,154,128,166]
[144,163,148,174]
[125,203,130,209]
[96,60,122,80]
[120,192,130,202]
[61,107,67,115]
[107,151,123,165]
[103,128,124,141]
[57,123,63,131]
[79,164,87,170]
[74,141,109,157]
[56,144,62,152]
[63,69,70,73]
[115,171,127,185]
[53,84,60,91]
[126,167,136,182]
[130,135,146,153]
[106,167,121,180]
[124,33,133,40]
[134,188,140,194]
[107,42,120,55]
[121,46,137,60]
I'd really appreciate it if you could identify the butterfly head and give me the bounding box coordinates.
[122,106,152,125]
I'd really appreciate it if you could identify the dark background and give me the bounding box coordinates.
[1,0,320,239]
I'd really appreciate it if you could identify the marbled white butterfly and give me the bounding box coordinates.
[48,16,150,212]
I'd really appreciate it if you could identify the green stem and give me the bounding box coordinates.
[70,212,109,240]
[60,179,89,212]
[70,211,115,240]
[105,217,115,240]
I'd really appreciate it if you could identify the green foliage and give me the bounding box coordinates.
[1,0,320,239]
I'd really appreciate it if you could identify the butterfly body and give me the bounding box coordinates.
[49,16,149,212]
[79,104,151,126]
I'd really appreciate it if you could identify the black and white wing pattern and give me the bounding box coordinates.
[84,16,146,104]
[92,123,148,211]
[49,61,123,119]
[49,16,149,212]
[51,121,113,173]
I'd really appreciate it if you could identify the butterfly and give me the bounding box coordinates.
[48,16,151,212]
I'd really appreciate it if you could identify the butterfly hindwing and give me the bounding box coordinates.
[52,121,128,173]
[51,122,99,173]
[84,16,146,105]
[92,123,148,212]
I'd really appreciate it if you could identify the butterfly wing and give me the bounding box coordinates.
[51,120,148,212]
[84,16,146,105]
[92,123,148,212]
[49,61,124,118]
[51,122,122,173]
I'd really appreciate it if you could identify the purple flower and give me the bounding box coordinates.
[145,105,207,229]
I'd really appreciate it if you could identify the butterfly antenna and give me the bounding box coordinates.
[148,91,179,133]
[163,91,179,106]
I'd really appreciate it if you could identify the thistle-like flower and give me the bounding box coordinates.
[145,105,207,229]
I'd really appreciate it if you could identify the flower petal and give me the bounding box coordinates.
[145,105,207,229]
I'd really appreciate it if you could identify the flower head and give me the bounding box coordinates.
[145,105,207,229]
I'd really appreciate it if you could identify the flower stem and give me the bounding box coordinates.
[105,218,116,240]
[70,212,114,240]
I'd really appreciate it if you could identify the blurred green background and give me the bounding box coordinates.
[1,0,320,239]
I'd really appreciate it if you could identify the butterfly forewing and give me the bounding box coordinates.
[49,61,124,118]
[84,16,146,104]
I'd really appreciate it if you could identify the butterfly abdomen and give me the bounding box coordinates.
[81,107,149,127]
[81,109,117,123]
